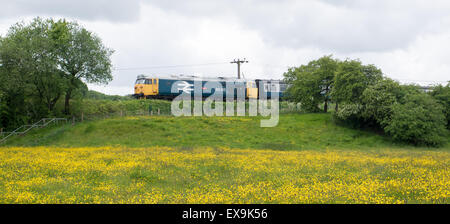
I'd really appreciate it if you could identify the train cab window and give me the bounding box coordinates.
[135,79,145,84]
[248,82,257,88]
[145,79,152,84]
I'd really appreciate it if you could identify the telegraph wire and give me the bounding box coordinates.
[113,62,449,85]
[394,79,449,83]
[114,62,230,71]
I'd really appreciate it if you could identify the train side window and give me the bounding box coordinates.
[145,79,153,84]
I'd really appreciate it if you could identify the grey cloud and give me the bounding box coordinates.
[0,0,141,22]
[144,0,450,53]
[1,0,450,53]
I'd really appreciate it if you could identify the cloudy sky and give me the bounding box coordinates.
[1,0,449,95]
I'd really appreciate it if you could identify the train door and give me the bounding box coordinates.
[143,79,159,96]
[152,78,159,95]
[247,81,258,99]
[143,79,153,96]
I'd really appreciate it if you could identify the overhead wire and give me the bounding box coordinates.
[114,62,230,71]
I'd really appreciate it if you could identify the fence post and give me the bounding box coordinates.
[81,112,84,122]
[121,110,123,117]
[72,116,75,125]
[158,108,160,115]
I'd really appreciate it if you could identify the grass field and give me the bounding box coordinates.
[1,113,449,203]
[3,113,415,149]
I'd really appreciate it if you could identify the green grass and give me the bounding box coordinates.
[1,113,449,204]
[4,113,449,150]
[0,146,448,203]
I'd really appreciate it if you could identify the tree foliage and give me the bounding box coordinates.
[0,18,66,127]
[285,55,447,147]
[430,82,450,129]
[348,78,446,146]
[50,19,114,114]
[0,17,113,129]
[384,93,447,146]
[361,78,403,126]
[284,55,338,112]
[332,59,383,105]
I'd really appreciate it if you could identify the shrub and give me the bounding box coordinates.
[334,103,364,127]
[384,93,447,146]
[361,78,403,127]
[430,83,450,129]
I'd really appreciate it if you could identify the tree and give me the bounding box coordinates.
[361,78,403,127]
[50,19,114,114]
[0,18,66,126]
[332,59,383,108]
[0,17,114,129]
[284,55,339,112]
[384,93,447,146]
[430,82,450,128]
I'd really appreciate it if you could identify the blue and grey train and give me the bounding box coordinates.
[133,75,287,100]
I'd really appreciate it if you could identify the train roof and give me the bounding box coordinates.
[137,74,257,82]
[136,74,285,83]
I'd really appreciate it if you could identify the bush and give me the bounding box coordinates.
[384,93,447,146]
[361,78,403,127]
[430,83,450,129]
[334,103,365,127]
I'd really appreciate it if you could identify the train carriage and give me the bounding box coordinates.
[133,75,285,100]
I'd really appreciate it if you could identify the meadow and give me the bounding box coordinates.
[4,113,406,149]
[0,113,449,204]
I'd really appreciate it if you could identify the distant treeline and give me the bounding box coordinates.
[84,90,133,101]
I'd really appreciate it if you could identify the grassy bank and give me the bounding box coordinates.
[3,113,422,150]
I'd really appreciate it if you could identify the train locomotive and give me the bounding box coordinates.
[133,75,287,100]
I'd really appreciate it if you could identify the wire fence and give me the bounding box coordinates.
[0,118,68,144]
[0,102,304,140]
[72,108,172,123]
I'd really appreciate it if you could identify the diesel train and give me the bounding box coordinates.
[133,75,287,100]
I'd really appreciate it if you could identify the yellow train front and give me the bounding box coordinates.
[133,75,259,100]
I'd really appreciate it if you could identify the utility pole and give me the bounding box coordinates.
[231,58,248,79]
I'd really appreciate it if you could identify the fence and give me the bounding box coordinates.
[73,108,172,123]
[0,103,304,144]
[72,102,303,122]
[0,118,68,144]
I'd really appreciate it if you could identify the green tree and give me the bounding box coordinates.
[0,18,66,127]
[384,93,447,146]
[430,82,450,128]
[284,55,339,112]
[361,78,403,127]
[50,19,114,114]
[332,60,383,108]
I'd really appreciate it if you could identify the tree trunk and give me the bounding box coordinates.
[324,100,328,113]
[49,95,60,112]
[64,76,77,115]
[335,102,339,112]
[64,89,72,115]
